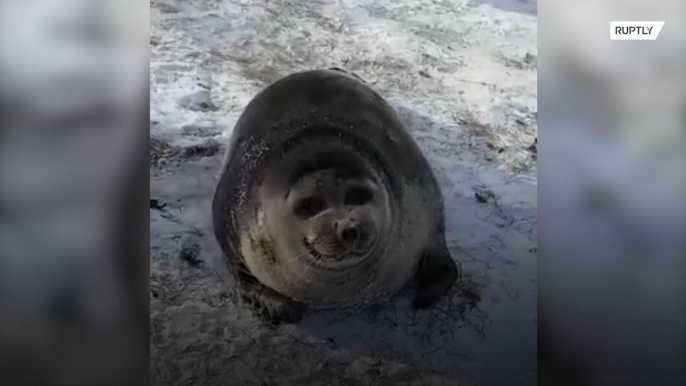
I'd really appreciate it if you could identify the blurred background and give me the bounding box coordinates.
[539,0,686,385]
[0,1,149,385]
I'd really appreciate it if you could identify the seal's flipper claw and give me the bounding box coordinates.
[412,242,459,308]
[236,276,305,324]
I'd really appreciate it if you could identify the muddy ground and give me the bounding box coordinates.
[150,0,537,385]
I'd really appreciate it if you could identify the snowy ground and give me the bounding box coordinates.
[150,0,537,385]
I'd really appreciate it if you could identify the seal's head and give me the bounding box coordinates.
[287,168,381,262]
[257,146,393,273]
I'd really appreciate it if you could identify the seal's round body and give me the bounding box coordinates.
[213,69,458,322]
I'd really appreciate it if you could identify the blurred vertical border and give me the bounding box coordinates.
[539,0,686,385]
[0,1,149,385]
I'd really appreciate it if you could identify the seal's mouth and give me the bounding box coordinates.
[303,238,366,262]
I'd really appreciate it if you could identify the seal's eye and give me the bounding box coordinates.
[344,187,373,206]
[295,196,326,218]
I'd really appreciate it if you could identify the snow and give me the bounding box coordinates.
[150,0,537,385]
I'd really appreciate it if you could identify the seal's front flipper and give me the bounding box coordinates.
[413,242,459,308]
[237,274,306,324]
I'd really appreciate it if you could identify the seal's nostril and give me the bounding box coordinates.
[341,227,358,243]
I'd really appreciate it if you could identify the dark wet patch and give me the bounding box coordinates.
[153,1,180,14]
[179,239,202,268]
[474,185,495,203]
[181,124,220,137]
[496,51,538,70]
[150,199,167,210]
[181,141,220,160]
[151,137,223,168]
[527,138,537,154]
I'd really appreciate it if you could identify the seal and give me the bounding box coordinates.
[213,69,459,323]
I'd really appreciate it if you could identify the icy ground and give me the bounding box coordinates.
[150,0,537,385]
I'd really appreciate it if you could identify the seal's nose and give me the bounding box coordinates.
[336,219,360,248]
